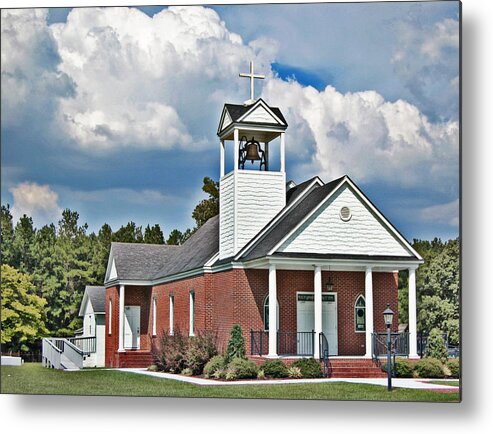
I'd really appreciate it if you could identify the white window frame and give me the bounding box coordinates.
[355,295,366,333]
[263,295,280,332]
[169,294,174,336]
[189,290,195,337]
[108,298,112,336]
[152,296,157,336]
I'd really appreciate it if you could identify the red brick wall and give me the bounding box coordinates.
[105,269,399,366]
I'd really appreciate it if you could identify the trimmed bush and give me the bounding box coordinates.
[185,331,218,375]
[287,366,303,379]
[426,328,448,363]
[225,324,246,363]
[203,355,226,378]
[414,357,445,378]
[257,369,266,380]
[147,364,158,372]
[260,359,289,378]
[181,367,193,376]
[395,358,414,378]
[291,358,322,378]
[447,359,460,378]
[225,357,258,380]
[151,329,188,373]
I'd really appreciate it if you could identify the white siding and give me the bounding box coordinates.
[236,171,285,252]
[278,184,412,256]
[243,105,279,124]
[219,172,235,259]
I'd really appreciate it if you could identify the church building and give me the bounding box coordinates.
[103,63,423,371]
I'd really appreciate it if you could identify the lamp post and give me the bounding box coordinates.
[383,304,394,391]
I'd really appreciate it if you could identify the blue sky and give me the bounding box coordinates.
[1,2,459,241]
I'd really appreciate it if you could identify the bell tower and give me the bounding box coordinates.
[217,62,288,260]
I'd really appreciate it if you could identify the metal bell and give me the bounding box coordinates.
[245,140,261,162]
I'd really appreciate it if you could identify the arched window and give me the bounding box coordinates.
[263,295,280,331]
[355,295,366,332]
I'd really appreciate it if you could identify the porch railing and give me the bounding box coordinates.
[319,332,330,377]
[372,332,409,359]
[250,330,315,357]
[67,336,96,355]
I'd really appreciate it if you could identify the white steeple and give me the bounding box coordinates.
[217,63,288,260]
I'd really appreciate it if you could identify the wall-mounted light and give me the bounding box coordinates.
[326,277,334,292]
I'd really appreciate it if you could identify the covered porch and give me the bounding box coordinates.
[246,257,420,360]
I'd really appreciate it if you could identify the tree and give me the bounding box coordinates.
[191,177,219,228]
[1,204,14,265]
[166,228,194,246]
[11,214,36,274]
[144,224,165,244]
[1,264,48,352]
[225,324,246,363]
[112,221,144,243]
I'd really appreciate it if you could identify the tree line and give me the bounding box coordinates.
[1,177,218,351]
[1,177,458,351]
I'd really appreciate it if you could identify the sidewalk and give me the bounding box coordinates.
[116,368,459,390]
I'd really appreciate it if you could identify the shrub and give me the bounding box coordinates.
[291,358,322,378]
[225,357,258,380]
[257,369,266,380]
[395,359,414,378]
[147,364,158,372]
[213,368,226,379]
[151,328,188,373]
[225,324,246,363]
[203,355,226,378]
[260,359,289,378]
[447,359,460,378]
[287,366,303,379]
[426,328,448,363]
[414,357,445,378]
[181,367,193,376]
[185,331,218,375]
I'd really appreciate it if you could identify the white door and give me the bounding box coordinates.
[297,293,338,356]
[124,306,140,349]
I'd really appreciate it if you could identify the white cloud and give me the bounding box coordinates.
[262,78,459,191]
[391,17,459,121]
[9,182,62,226]
[419,199,459,227]
[47,6,275,151]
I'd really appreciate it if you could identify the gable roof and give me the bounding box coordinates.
[218,99,287,135]
[79,286,106,315]
[105,215,219,284]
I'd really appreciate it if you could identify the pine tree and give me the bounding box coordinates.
[144,224,165,244]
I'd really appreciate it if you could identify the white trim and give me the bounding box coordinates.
[267,176,422,260]
[237,99,285,126]
[169,294,174,336]
[314,266,322,358]
[108,298,112,336]
[364,267,374,358]
[218,122,287,140]
[268,264,277,357]
[189,290,195,337]
[152,296,157,337]
[408,267,419,358]
[118,285,125,353]
[234,177,325,260]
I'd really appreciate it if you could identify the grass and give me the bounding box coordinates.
[428,380,460,387]
[1,363,459,402]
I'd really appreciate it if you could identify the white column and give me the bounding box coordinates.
[118,284,125,352]
[268,264,277,357]
[314,266,322,358]
[408,267,419,358]
[233,128,239,173]
[280,132,285,173]
[220,139,225,178]
[364,267,374,358]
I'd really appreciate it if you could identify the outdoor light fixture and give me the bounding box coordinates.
[326,277,334,292]
[383,303,394,391]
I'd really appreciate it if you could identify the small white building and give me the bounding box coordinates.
[78,286,106,367]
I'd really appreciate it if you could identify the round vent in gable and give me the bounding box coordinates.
[339,206,352,221]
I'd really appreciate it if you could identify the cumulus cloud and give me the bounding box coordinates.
[9,182,62,226]
[47,6,276,151]
[262,78,458,191]
[391,17,459,121]
[419,199,459,227]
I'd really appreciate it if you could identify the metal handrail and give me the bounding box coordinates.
[67,336,97,355]
[319,332,330,378]
[250,330,315,356]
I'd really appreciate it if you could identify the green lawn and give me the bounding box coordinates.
[428,380,460,387]
[1,363,459,402]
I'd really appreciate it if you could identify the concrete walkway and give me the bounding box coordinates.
[116,368,459,391]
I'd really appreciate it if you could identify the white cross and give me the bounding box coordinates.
[239,61,265,102]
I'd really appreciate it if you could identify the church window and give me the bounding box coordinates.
[355,295,366,332]
[108,299,112,335]
[263,295,279,331]
[152,297,157,336]
[169,294,174,336]
[189,290,195,336]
